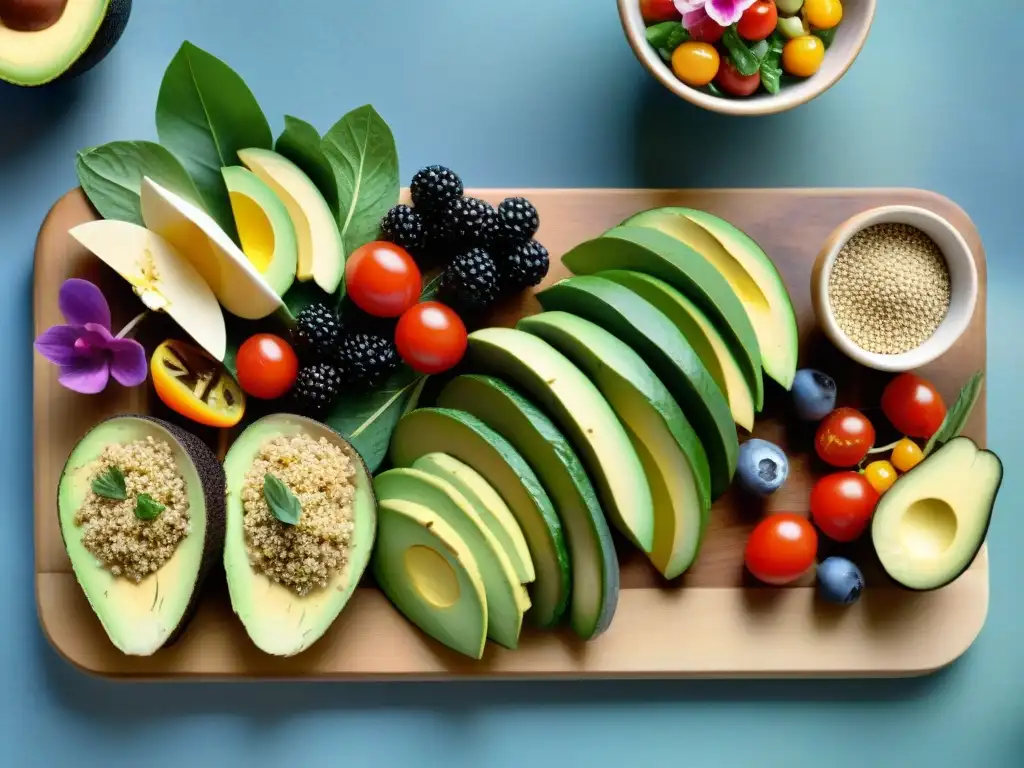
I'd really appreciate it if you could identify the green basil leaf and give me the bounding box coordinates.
[814,27,838,49]
[155,41,273,244]
[263,474,302,526]
[321,105,401,261]
[760,33,786,95]
[76,141,205,226]
[750,39,771,62]
[419,272,443,302]
[924,372,984,457]
[646,22,689,61]
[722,26,761,76]
[92,466,127,500]
[134,493,165,520]
[705,82,728,98]
[275,116,340,217]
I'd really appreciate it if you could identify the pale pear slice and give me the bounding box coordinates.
[139,177,283,321]
[68,220,227,361]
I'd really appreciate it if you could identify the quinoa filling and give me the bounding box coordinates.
[241,434,356,596]
[76,437,191,583]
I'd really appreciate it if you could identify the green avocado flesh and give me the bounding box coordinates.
[871,437,1002,592]
[600,269,757,431]
[56,415,224,656]
[519,312,712,579]
[390,408,570,628]
[374,468,528,649]
[374,500,488,660]
[562,226,764,405]
[223,414,376,657]
[626,208,799,391]
[412,453,535,585]
[464,327,655,553]
[437,374,620,641]
[536,275,738,500]
[223,165,298,297]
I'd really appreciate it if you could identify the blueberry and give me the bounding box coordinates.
[792,368,837,421]
[735,438,789,497]
[817,557,864,605]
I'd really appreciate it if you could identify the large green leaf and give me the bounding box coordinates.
[275,116,339,217]
[155,41,272,243]
[76,141,204,225]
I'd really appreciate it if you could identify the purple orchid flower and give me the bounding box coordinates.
[34,278,148,394]
[675,0,757,28]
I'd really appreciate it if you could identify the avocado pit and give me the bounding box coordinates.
[0,0,66,32]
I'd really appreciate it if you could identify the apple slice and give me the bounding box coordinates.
[67,220,227,361]
[139,177,283,321]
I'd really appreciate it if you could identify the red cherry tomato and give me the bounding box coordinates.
[235,334,299,400]
[345,241,422,318]
[745,513,819,586]
[395,301,468,375]
[810,472,879,543]
[815,407,876,467]
[715,57,762,97]
[737,0,778,41]
[640,0,680,23]
[688,15,726,43]
[881,373,947,439]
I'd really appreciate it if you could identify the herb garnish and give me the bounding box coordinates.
[924,371,984,457]
[92,466,127,500]
[134,494,166,520]
[263,474,302,526]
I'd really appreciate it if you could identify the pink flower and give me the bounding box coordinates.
[674,0,757,27]
[34,279,148,394]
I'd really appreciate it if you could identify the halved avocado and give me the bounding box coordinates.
[600,270,757,431]
[223,413,376,657]
[871,437,1002,592]
[519,312,712,579]
[437,374,620,641]
[562,226,763,406]
[536,275,738,499]
[56,415,224,656]
[464,327,655,554]
[390,408,570,628]
[374,468,529,649]
[374,499,488,660]
[412,453,535,584]
[628,207,799,390]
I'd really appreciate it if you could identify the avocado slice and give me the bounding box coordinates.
[562,226,764,406]
[391,408,570,628]
[519,312,713,579]
[600,270,757,431]
[374,468,529,648]
[437,374,620,641]
[56,415,225,656]
[412,453,535,584]
[464,327,655,554]
[223,165,299,297]
[627,208,799,390]
[223,414,376,656]
[374,499,488,659]
[536,276,739,499]
[871,437,1002,592]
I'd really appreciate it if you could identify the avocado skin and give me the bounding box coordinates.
[59,0,133,83]
[57,414,226,650]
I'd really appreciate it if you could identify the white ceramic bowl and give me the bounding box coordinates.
[810,205,979,373]
[618,0,876,116]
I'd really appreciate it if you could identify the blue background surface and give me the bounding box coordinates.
[2,1,1022,765]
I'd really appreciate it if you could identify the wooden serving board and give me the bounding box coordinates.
[33,187,989,680]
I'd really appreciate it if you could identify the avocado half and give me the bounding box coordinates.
[56,414,225,656]
[223,413,377,657]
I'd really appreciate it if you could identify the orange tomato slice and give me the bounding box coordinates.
[151,340,246,428]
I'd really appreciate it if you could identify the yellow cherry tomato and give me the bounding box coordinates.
[804,0,844,30]
[891,438,925,473]
[864,460,898,494]
[782,36,826,77]
[672,42,721,87]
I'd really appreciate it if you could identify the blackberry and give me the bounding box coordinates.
[293,302,341,359]
[496,197,540,244]
[442,196,499,249]
[440,247,500,311]
[292,362,342,417]
[335,332,400,391]
[498,240,550,293]
[380,204,426,254]
[410,165,464,212]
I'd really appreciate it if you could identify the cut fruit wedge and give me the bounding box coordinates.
[150,340,245,428]
[67,219,227,361]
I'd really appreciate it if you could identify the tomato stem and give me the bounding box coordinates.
[116,311,149,340]
[866,440,901,455]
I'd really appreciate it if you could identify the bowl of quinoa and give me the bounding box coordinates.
[811,205,979,372]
